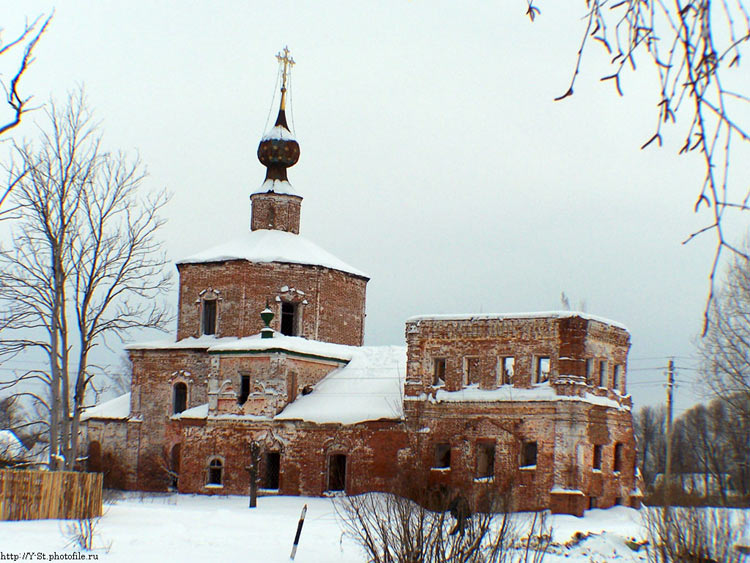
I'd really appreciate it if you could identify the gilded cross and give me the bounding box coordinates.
[276,46,295,109]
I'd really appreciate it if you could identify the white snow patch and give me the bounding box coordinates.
[0,430,27,459]
[407,310,628,331]
[176,403,209,420]
[81,393,131,420]
[252,179,299,196]
[424,386,626,410]
[277,345,406,425]
[177,229,367,278]
[125,334,232,351]
[261,125,296,141]
[208,333,356,362]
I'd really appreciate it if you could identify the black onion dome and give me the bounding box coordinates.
[257,109,300,182]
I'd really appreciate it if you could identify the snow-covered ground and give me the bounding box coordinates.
[0,493,745,562]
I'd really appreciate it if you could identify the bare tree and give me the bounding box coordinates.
[0,13,53,214]
[634,404,666,489]
[0,89,171,471]
[527,1,750,330]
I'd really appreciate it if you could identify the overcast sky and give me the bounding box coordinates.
[4,1,749,413]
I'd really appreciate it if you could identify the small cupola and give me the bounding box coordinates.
[252,46,303,234]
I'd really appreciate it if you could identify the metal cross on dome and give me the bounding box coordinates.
[276,46,295,101]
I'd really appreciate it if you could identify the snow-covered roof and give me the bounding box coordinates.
[261,125,296,141]
[0,429,27,460]
[251,179,299,197]
[82,393,131,421]
[208,333,355,362]
[413,385,628,410]
[179,403,209,420]
[277,345,406,424]
[126,335,236,351]
[407,311,628,331]
[176,229,368,278]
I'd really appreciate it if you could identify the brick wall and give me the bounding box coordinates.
[250,193,302,234]
[176,261,367,346]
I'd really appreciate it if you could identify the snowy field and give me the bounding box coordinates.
[0,493,745,562]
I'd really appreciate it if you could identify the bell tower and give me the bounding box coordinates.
[252,47,302,234]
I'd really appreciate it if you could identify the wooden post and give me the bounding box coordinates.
[247,441,260,508]
[290,504,307,560]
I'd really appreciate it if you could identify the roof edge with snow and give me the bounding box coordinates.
[406,311,628,331]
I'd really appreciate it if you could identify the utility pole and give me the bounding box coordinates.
[664,358,675,507]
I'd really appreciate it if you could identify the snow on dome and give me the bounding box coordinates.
[0,429,27,460]
[177,229,368,278]
[251,179,299,197]
[261,125,296,141]
[81,392,131,420]
[276,345,406,425]
[407,311,628,331]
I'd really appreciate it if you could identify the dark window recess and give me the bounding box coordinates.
[327,454,346,491]
[264,452,280,490]
[433,358,446,386]
[476,443,495,478]
[239,375,250,405]
[614,497,622,506]
[208,459,223,485]
[87,441,102,473]
[585,359,593,383]
[521,441,538,467]
[281,302,297,336]
[599,361,607,387]
[171,443,181,489]
[613,365,622,390]
[466,357,481,385]
[593,445,603,470]
[202,299,217,335]
[434,444,451,469]
[614,443,623,473]
[589,496,598,510]
[173,382,187,414]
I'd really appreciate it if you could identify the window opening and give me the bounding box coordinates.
[327,454,346,491]
[599,360,607,387]
[593,445,603,470]
[239,375,250,405]
[521,441,537,468]
[87,441,102,473]
[202,299,217,335]
[614,443,623,473]
[476,442,495,478]
[465,357,480,386]
[612,365,622,391]
[434,444,451,469]
[536,357,550,383]
[281,302,297,336]
[433,358,446,386]
[589,496,598,510]
[501,357,515,385]
[208,458,223,486]
[585,359,593,383]
[264,452,280,490]
[173,382,187,414]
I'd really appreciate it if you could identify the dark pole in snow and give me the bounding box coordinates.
[289,503,307,560]
[248,440,260,508]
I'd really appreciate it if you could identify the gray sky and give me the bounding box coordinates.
[4,1,748,413]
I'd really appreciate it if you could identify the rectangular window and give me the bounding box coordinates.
[501,357,515,385]
[589,496,598,510]
[614,443,623,473]
[327,454,346,491]
[536,357,550,383]
[465,357,480,386]
[521,441,537,468]
[593,445,603,470]
[281,302,297,336]
[433,444,451,469]
[598,360,607,388]
[612,365,622,391]
[585,359,593,383]
[476,442,495,478]
[239,375,250,405]
[202,299,217,335]
[264,452,280,490]
[433,358,446,386]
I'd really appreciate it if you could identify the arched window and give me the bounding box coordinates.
[173,382,187,414]
[208,458,223,486]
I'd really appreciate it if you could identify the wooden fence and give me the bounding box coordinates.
[0,469,103,520]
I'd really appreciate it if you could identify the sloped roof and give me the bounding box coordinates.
[81,392,131,420]
[176,229,367,278]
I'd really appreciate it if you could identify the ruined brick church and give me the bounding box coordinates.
[83,50,640,517]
